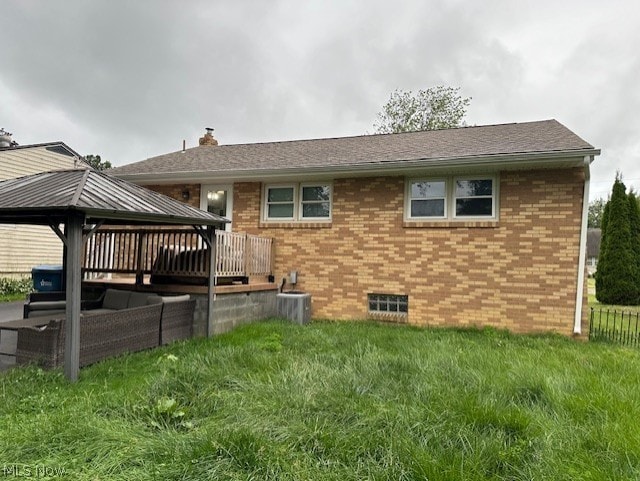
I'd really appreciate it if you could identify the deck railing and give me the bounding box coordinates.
[83,228,273,283]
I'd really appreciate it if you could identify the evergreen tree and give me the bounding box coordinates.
[596,200,609,296]
[596,176,639,304]
[628,190,640,302]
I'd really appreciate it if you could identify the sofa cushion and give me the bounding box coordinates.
[160,294,191,304]
[128,292,156,308]
[102,289,132,310]
[26,309,65,318]
[27,300,67,311]
[82,308,117,316]
[146,295,163,305]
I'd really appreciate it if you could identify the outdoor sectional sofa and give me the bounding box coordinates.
[15,289,196,369]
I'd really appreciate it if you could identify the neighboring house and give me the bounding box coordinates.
[0,131,87,277]
[111,119,600,335]
[586,228,601,276]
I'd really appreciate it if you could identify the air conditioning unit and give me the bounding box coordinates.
[277,292,311,325]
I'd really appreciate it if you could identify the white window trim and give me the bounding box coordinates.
[263,182,333,222]
[300,183,332,221]
[264,184,297,221]
[452,175,498,220]
[406,178,448,220]
[405,175,499,221]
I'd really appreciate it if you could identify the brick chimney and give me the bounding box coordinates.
[199,127,218,146]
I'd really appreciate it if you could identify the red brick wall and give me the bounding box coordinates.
[145,184,201,209]
[232,168,587,335]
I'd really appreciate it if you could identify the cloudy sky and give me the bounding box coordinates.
[1,0,638,200]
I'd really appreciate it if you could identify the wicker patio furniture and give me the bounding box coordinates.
[16,303,163,368]
[15,289,196,369]
[158,295,197,345]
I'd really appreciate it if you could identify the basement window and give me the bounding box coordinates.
[368,294,408,315]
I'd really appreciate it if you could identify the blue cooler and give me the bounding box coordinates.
[32,265,64,292]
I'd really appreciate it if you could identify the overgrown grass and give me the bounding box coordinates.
[1,320,639,480]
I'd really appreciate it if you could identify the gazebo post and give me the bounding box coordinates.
[192,225,218,337]
[64,213,84,382]
[207,226,216,337]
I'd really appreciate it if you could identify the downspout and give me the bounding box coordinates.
[573,155,592,334]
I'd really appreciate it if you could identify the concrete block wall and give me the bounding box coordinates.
[231,167,588,335]
[192,289,277,336]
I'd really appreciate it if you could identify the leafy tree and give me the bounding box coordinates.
[374,86,471,134]
[596,175,640,305]
[588,198,606,228]
[84,154,112,171]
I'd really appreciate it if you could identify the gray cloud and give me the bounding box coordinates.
[1,0,638,198]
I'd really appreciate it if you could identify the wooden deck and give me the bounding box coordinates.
[83,228,274,288]
[83,275,277,295]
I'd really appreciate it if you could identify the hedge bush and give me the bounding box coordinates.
[0,277,32,297]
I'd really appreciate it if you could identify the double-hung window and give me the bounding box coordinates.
[264,183,332,221]
[407,175,497,220]
[454,178,494,217]
[266,186,295,220]
[409,180,447,218]
[300,185,331,219]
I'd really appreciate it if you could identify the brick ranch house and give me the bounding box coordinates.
[111,120,600,336]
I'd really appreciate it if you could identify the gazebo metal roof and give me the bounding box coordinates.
[0,168,226,382]
[0,168,228,226]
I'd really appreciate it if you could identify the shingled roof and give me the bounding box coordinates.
[0,168,228,226]
[0,141,83,159]
[112,119,599,182]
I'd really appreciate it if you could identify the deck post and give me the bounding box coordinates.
[135,231,145,286]
[243,233,249,279]
[64,213,83,382]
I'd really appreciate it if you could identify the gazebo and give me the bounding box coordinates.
[0,168,228,381]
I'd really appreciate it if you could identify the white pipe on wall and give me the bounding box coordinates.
[574,156,592,335]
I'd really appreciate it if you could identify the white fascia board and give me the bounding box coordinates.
[114,149,601,185]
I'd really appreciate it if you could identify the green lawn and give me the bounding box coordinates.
[1,320,639,480]
[0,293,27,303]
